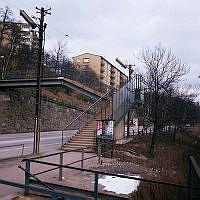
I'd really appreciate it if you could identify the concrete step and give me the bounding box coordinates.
[72,137,95,141]
[63,144,94,149]
[67,143,94,148]
[80,130,95,133]
[80,131,95,135]
[69,141,94,145]
[79,130,94,133]
[72,133,94,137]
[81,126,95,129]
[83,127,96,130]
[62,146,94,152]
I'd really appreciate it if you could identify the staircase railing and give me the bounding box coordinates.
[113,74,144,125]
[61,87,115,146]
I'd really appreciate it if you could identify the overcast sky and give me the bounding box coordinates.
[1,0,200,85]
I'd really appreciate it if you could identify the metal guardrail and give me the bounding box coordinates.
[0,69,110,94]
[1,150,199,199]
[188,156,200,200]
[0,179,87,200]
[22,146,100,180]
[21,157,188,200]
[0,144,25,157]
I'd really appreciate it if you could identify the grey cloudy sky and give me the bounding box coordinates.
[1,0,200,84]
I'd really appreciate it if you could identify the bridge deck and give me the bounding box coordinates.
[0,77,105,100]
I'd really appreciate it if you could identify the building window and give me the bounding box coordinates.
[83,58,90,63]
[101,60,105,66]
[83,64,89,70]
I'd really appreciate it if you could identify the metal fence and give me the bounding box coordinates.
[1,151,200,199]
[20,156,188,200]
[188,156,200,200]
[113,74,144,125]
[0,68,109,94]
[0,144,24,158]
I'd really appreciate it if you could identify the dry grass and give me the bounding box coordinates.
[107,128,200,200]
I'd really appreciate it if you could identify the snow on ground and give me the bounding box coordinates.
[97,175,140,195]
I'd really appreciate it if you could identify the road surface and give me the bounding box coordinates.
[0,130,76,159]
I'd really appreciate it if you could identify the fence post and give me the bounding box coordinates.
[81,148,84,169]
[24,160,30,195]
[21,144,24,157]
[110,141,114,158]
[176,186,180,200]
[94,172,99,200]
[188,158,192,200]
[61,130,64,147]
[59,152,63,181]
[98,144,102,164]
[173,127,176,142]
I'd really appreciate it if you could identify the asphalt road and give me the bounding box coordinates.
[0,130,76,159]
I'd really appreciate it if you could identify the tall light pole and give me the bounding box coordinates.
[20,7,50,154]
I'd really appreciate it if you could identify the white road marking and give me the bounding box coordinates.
[0,143,61,153]
[0,136,63,145]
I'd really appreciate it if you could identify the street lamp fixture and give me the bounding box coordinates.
[20,10,37,29]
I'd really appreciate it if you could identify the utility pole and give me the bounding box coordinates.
[116,58,134,137]
[33,7,51,154]
[20,7,50,154]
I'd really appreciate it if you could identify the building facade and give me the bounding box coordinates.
[0,22,36,48]
[72,53,128,89]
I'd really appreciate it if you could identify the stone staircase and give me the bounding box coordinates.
[62,103,112,152]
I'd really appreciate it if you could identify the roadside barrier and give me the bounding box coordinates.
[0,143,24,158]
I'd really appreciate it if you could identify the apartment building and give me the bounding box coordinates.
[72,53,128,89]
[0,22,36,48]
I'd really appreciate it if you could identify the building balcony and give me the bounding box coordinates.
[100,67,106,73]
[110,74,115,78]
[110,79,115,84]
[100,74,105,79]
[100,60,105,66]
[111,68,116,73]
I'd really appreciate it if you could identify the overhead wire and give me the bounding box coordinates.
[0,0,129,74]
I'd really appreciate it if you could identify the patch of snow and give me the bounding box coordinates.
[97,175,140,195]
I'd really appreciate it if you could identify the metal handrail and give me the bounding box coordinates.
[23,158,188,188]
[18,165,54,191]
[62,87,114,132]
[189,156,200,179]
[0,144,24,157]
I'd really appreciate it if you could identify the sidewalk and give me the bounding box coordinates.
[0,148,98,199]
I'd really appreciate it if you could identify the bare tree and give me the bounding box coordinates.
[52,41,68,73]
[0,6,13,48]
[136,44,189,153]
